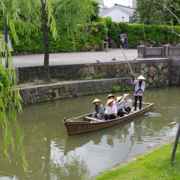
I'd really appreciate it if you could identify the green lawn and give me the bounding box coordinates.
[93,142,180,180]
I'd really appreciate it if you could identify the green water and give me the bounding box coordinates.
[0,87,180,180]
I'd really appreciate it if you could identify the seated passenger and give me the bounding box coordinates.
[123,94,132,114]
[105,99,117,120]
[116,96,125,117]
[105,94,116,108]
[92,99,105,120]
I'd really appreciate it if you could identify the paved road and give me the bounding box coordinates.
[3,48,138,68]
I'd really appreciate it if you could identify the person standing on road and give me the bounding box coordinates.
[104,35,110,52]
[123,35,128,49]
[131,75,146,111]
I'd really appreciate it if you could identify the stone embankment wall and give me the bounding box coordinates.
[138,45,180,86]
[19,59,171,105]
[20,78,130,105]
[17,59,171,87]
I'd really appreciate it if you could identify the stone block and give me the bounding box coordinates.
[88,66,95,75]
[148,66,157,77]
[157,63,163,70]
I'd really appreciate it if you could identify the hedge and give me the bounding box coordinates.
[2,18,180,53]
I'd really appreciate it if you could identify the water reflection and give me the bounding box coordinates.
[0,87,179,179]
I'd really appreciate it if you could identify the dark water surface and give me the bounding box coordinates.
[0,87,180,180]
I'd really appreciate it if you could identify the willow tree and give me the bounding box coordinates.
[18,0,94,81]
[0,0,32,171]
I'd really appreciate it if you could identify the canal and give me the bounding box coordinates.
[0,87,180,180]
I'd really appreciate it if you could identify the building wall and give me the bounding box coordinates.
[101,8,130,22]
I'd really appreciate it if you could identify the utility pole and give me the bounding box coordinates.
[4,15,9,68]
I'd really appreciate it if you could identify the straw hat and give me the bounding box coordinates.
[107,99,114,105]
[107,94,115,99]
[116,96,123,102]
[123,94,130,99]
[137,75,146,80]
[92,98,101,104]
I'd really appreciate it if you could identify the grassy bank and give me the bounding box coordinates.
[93,142,180,180]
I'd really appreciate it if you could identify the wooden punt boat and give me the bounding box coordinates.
[63,102,154,135]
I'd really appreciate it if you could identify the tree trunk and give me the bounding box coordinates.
[42,2,50,82]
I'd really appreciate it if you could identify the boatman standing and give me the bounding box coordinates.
[131,75,146,111]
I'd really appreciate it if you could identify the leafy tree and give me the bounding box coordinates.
[137,0,180,37]
[164,0,180,25]
[91,0,100,22]
[17,0,94,81]
[136,0,164,25]
[0,0,32,171]
[136,0,180,26]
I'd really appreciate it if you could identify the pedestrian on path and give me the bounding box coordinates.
[123,35,128,49]
[104,35,110,52]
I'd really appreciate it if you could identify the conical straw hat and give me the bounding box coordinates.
[107,94,115,99]
[123,94,130,99]
[92,98,101,104]
[137,75,146,80]
[116,96,123,102]
[107,99,114,105]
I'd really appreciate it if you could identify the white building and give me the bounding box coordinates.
[99,4,135,23]
[96,0,109,14]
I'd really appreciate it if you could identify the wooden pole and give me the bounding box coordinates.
[120,45,134,76]
[170,123,180,162]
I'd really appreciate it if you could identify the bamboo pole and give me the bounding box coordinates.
[120,45,134,76]
[120,45,147,106]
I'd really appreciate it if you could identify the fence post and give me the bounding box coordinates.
[170,123,180,162]
[138,45,146,58]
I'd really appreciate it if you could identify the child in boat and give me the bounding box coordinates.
[105,94,116,108]
[105,99,117,120]
[116,96,125,117]
[131,75,146,111]
[92,99,105,120]
[123,94,132,113]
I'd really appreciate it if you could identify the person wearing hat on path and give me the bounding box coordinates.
[131,75,146,111]
[92,99,105,120]
[105,99,117,120]
[105,94,116,108]
[123,94,132,113]
[116,96,125,117]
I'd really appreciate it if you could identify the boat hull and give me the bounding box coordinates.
[64,102,154,135]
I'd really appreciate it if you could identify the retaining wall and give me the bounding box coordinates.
[19,78,130,105]
[137,45,180,86]
[17,59,171,86]
[19,59,172,105]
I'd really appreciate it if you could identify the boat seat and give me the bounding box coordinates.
[85,116,105,123]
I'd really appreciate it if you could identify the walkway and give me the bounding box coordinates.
[4,48,138,68]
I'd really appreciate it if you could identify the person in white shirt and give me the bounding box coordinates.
[105,94,116,108]
[105,99,117,120]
